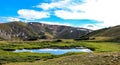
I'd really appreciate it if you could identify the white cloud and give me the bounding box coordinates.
[7,17,20,21]
[75,0,120,27]
[0,17,20,22]
[40,21,72,26]
[36,0,120,28]
[55,10,87,19]
[35,0,71,10]
[18,9,50,20]
[80,24,105,30]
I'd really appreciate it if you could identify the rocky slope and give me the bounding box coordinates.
[0,22,91,40]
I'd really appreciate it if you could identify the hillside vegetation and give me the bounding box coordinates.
[88,25,120,42]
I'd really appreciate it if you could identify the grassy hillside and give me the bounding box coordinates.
[88,25,120,41]
[0,22,40,40]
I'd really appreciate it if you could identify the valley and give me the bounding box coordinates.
[0,0,120,65]
[0,22,120,65]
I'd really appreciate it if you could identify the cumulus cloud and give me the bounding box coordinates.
[35,0,72,10]
[18,9,50,20]
[36,0,120,27]
[54,10,86,19]
[75,0,120,27]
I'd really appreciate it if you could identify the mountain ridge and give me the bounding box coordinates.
[0,21,91,40]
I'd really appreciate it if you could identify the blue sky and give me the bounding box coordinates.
[0,0,120,30]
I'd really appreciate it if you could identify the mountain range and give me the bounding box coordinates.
[0,22,91,40]
[0,21,119,41]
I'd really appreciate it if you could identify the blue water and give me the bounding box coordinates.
[14,48,92,55]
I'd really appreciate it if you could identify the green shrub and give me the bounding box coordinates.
[74,36,89,41]
[54,39,62,42]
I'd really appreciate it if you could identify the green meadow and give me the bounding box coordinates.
[0,40,120,65]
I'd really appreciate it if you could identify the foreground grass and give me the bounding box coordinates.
[5,52,120,65]
[0,40,120,65]
[0,50,59,64]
